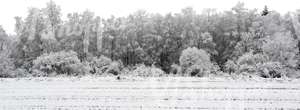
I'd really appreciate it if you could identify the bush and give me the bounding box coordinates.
[179,47,213,76]
[88,55,112,74]
[68,62,91,76]
[32,51,89,76]
[185,65,206,77]
[286,69,300,78]
[170,64,181,75]
[131,64,164,77]
[236,51,290,78]
[236,52,268,74]
[210,62,221,75]
[257,62,285,78]
[224,60,238,74]
[12,68,29,77]
[104,61,123,76]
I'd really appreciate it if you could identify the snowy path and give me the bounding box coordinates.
[0,77,300,110]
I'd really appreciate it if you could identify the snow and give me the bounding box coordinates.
[1,77,300,109]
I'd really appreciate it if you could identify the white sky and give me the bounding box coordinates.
[1,0,300,34]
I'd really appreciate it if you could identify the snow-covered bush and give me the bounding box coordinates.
[12,68,29,77]
[104,61,123,76]
[236,52,268,74]
[237,52,267,66]
[131,64,164,77]
[185,65,206,77]
[224,60,238,74]
[170,63,181,75]
[179,47,213,76]
[31,69,48,77]
[235,51,289,78]
[285,69,300,78]
[256,62,285,78]
[88,55,112,74]
[210,62,221,75]
[32,51,89,76]
[68,62,91,76]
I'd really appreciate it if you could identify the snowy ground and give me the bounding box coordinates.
[1,76,300,110]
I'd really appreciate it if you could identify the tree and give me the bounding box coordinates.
[60,11,101,61]
[211,3,259,69]
[195,32,217,55]
[0,26,16,77]
[179,47,214,76]
[6,1,300,77]
[233,32,264,59]
[81,10,94,60]
[13,8,47,69]
[94,16,103,56]
[43,0,62,35]
[262,32,298,68]
[232,2,247,37]
[102,16,125,61]
[261,5,269,16]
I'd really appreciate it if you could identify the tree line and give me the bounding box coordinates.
[0,1,300,78]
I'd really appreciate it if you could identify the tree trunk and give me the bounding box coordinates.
[83,25,89,60]
[96,21,102,56]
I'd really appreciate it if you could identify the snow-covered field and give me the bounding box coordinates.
[1,77,300,110]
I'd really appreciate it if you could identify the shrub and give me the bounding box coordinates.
[236,51,290,78]
[286,69,300,78]
[170,63,181,75]
[210,62,221,75]
[105,61,123,76]
[32,51,89,76]
[236,52,268,74]
[68,62,91,76]
[185,65,205,77]
[88,55,112,74]
[224,60,238,74]
[131,64,164,77]
[257,62,285,78]
[179,47,213,76]
[12,68,29,77]
[31,69,48,77]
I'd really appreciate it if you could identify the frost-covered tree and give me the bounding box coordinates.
[0,26,15,77]
[262,32,299,68]
[192,32,217,55]
[60,10,101,61]
[179,47,214,76]
[13,8,48,69]
[5,1,300,77]
[261,5,269,16]
[233,32,264,59]
[43,0,61,34]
